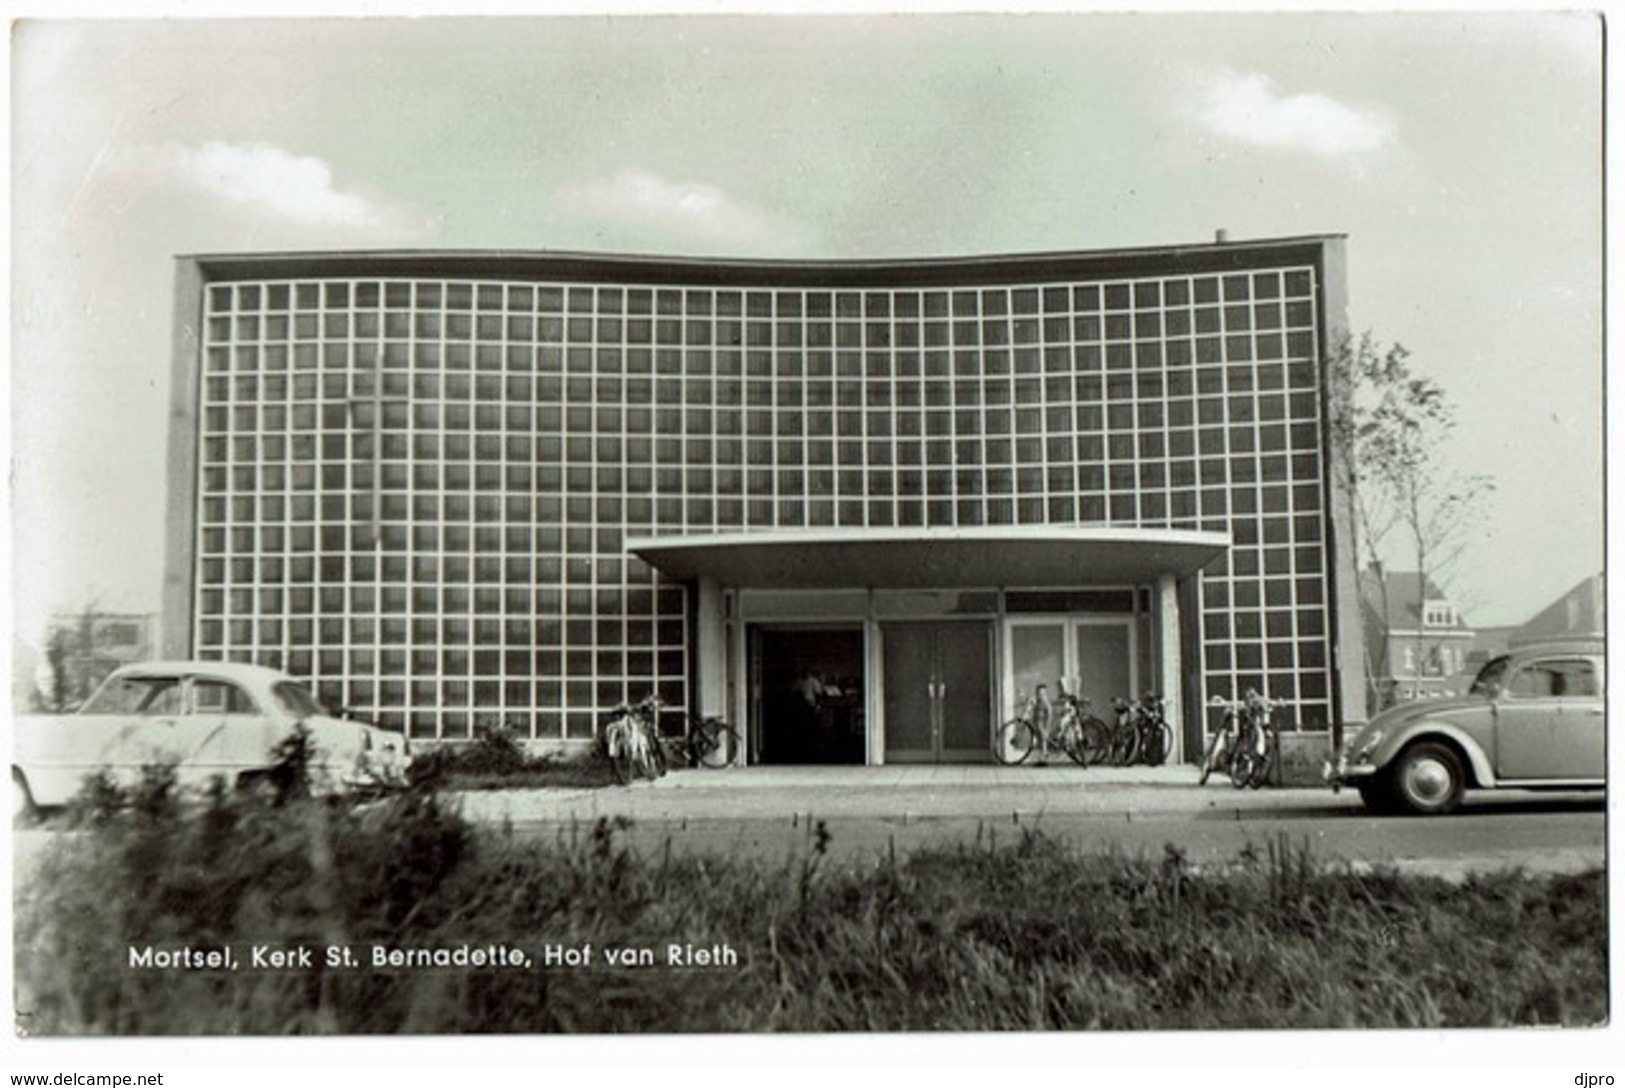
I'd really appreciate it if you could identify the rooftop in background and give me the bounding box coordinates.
[1359,569,1472,633]
[1508,573,1604,648]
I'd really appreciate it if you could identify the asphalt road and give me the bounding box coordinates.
[501,799,1608,880]
[11,781,1606,884]
[450,776,1609,880]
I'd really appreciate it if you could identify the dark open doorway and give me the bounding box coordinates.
[755,627,865,765]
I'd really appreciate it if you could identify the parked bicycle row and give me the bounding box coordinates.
[598,694,739,784]
[597,684,1287,787]
[994,681,1175,768]
[1198,689,1288,790]
[997,683,1287,784]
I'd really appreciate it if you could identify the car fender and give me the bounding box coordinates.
[1387,722,1497,788]
[11,763,98,808]
[13,714,160,806]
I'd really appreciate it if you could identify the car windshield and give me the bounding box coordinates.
[271,681,327,718]
[1468,655,1511,697]
[79,675,183,715]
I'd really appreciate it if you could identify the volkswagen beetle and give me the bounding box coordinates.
[1326,640,1604,815]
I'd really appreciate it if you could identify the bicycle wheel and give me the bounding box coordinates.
[1054,717,1088,766]
[1197,724,1229,785]
[1111,722,1141,766]
[1077,715,1112,766]
[696,720,739,769]
[604,722,632,786]
[1229,735,1257,789]
[646,723,669,778]
[1141,721,1162,765]
[995,717,1037,765]
[1247,738,1273,789]
[630,733,660,781]
[1155,722,1174,766]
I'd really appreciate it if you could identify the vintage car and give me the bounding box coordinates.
[1326,639,1605,815]
[12,661,410,817]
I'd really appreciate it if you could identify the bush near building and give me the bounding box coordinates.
[406,722,620,791]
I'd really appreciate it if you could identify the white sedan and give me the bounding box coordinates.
[12,661,410,816]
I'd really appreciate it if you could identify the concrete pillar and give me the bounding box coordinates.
[1157,572,1182,762]
[695,577,726,719]
[162,259,206,660]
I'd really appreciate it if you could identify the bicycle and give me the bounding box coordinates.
[1107,698,1144,766]
[1234,691,1286,789]
[600,694,668,785]
[681,710,740,769]
[996,683,1096,767]
[1058,680,1114,766]
[994,687,1049,765]
[1199,690,1286,788]
[1198,694,1244,786]
[1134,693,1174,766]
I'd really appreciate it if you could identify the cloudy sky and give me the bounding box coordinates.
[6,11,1604,646]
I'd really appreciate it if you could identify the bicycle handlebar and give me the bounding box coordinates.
[1207,691,1291,712]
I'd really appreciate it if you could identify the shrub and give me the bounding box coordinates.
[407,724,618,791]
[12,797,1606,1035]
[266,723,316,804]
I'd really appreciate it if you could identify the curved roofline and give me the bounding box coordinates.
[627,526,1232,589]
[182,234,1347,288]
[630,526,1231,550]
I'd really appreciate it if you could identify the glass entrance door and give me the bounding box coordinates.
[882,621,993,763]
[1005,617,1137,717]
[1075,622,1134,707]
[881,625,935,761]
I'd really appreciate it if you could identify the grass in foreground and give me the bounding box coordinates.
[14,779,1606,1034]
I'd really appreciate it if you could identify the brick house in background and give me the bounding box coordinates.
[1359,569,1476,708]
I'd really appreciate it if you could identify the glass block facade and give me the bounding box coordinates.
[168,240,1359,747]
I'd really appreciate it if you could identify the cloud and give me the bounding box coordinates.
[114,141,425,231]
[555,168,803,250]
[1192,69,1394,158]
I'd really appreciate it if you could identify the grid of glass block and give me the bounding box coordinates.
[193,264,1333,739]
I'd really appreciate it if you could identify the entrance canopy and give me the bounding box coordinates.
[627,527,1231,589]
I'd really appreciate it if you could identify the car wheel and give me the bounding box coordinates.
[1390,741,1466,816]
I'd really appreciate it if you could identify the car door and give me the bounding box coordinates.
[88,674,186,787]
[179,676,272,790]
[1494,655,1605,781]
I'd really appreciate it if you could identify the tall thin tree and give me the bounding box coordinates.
[1328,333,1493,709]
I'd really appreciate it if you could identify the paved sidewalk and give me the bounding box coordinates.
[439,766,1605,879]
[449,763,1357,825]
